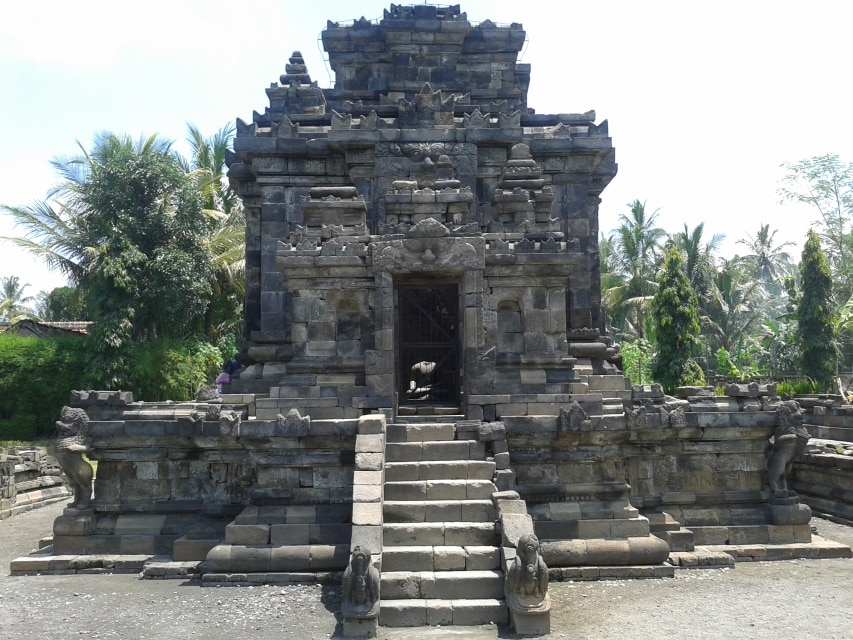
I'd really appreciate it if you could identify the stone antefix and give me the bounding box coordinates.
[11,4,852,639]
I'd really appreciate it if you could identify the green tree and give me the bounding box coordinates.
[2,125,243,343]
[35,286,86,321]
[701,258,765,355]
[651,247,703,393]
[183,124,245,341]
[602,199,666,340]
[737,223,794,284]
[83,134,214,385]
[779,154,853,303]
[3,133,215,387]
[797,230,837,390]
[0,276,36,322]
[671,222,724,300]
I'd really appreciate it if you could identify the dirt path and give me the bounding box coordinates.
[1,503,851,639]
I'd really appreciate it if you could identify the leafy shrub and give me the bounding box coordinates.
[776,377,819,399]
[0,334,223,438]
[0,334,88,440]
[128,337,222,401]
[681,358,707,387]
[716,347,741,378]
[619,338,654,385]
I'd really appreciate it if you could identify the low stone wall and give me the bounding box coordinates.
[793,441,853,525]
[0,447,69,520]
[52,392,358,557]
[802,400,853,441]
[39,385,853,569]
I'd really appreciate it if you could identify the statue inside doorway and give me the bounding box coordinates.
[407,360,436,399]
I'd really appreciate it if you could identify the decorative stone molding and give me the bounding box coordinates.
[372,232,484,274]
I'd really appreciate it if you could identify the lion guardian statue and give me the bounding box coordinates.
[55,406,94,510]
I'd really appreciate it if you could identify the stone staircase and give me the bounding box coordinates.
[379,418,508,627]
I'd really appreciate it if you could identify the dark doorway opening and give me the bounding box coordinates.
[397,283,461,412]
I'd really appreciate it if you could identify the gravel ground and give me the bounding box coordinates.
[1,502,852,639]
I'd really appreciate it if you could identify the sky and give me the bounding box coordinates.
[2,0,851,297]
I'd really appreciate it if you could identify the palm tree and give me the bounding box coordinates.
[0,275,36,322]
[1,133,176,288]
[602,200,666,340]
[672,222,724,298]
[2,127,245,341]
[1,199,91,286]
[737,223,794,283]
[183,124,245,340]
[701,258,766,355]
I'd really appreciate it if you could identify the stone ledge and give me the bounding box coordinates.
[200,570,343,585]
[142,558,203,579]
[665,536,853,568]
[548,563,675,581]
[10,552,150,575]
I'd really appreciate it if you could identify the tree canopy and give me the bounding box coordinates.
[797,230,837,390]
[650,246,704,393]
[1,131,242,387]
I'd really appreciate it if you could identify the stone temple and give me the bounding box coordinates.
[12,4,850,637]
[229,5,616,419]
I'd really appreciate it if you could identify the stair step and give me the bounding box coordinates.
[394,415,462,423]
[381,545,500,571]
[381,570,504,600]
[384,499,496,523]
[387,422,456,443]
[379,598,508,627]
[386,440,484,462]
[384,522,497,547]
[385,460,496,482]
[384,479,498,501]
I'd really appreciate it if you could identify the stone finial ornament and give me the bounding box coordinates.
[54,406,94,511]
[219,410,242,436]
[342,546,381,618]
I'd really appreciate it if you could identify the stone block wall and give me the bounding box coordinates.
[793,442,853,525]
[0,446,69,520]
[57,393,359,555]
[502,410,775,513]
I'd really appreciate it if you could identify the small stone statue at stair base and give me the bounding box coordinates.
[507,533,549,606]
[342,546,380,618]
[506,533,551,636]
[54,406,94,511]
[767,400,811,500]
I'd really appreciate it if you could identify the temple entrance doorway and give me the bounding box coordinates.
[396,282,461,415]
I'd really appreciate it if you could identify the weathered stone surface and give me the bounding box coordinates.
[18,15,851,640]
